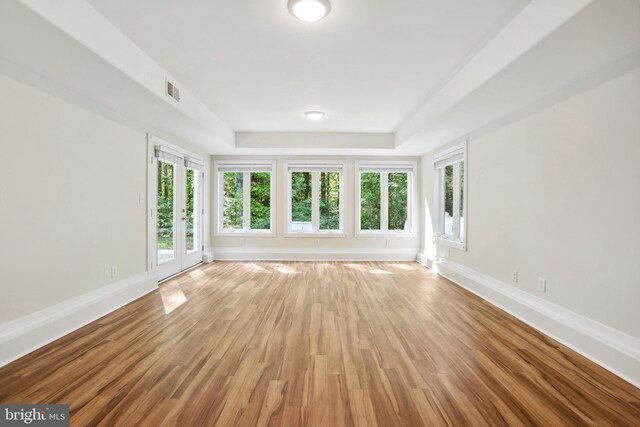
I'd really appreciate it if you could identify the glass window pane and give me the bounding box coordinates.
[250,172,271,230]
[459,161,465,240]
[157,160,175,264]
[388,172,408,231]
[360,172,381,230]
[291,172,312,231]
[186,169,197,252]
[222,172,243,230]
[319,172,340,230]
[444,165,454,237]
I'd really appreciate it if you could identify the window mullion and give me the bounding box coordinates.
[356,171,362,234]
[452,163,461,239]
[311,171,319,232]
[439,169,446,237]
[243,171,251,232]
[380,172,389,232]
[218,172,223,233]
[287,172,293,233]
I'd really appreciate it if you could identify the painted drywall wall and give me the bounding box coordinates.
[0,74,148,323]
[422,67,640,339]
[210,155,421,254]
[0,74,149,324]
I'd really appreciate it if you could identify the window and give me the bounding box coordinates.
[434,142,467,250]
[216,161,276,235]
[356,161,415,235]
[286,161,345,235]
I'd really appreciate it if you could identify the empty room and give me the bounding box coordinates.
[0,0,639,426]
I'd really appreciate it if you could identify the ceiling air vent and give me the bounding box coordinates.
[166,79,180,102]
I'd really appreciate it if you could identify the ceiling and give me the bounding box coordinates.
[2,0,637,156]
[86,0,529,133]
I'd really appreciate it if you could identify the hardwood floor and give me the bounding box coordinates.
[0,261,638,426]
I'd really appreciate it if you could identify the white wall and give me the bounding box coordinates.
[0,74,149,324]
[422,67,640,339]
[211,155,421,257]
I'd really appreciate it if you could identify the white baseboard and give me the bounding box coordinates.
[213,247,420,262]
[0,272,158,368]
[416,252,434,269]
[435,258,640,388]
[203,248,215,264]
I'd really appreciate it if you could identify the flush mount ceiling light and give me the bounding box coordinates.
[305,111,325,120]
[288,0,332,23]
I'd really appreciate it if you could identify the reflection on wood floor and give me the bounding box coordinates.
[1,261,638,426]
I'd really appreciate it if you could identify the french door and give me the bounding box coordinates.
[150,139,204,281]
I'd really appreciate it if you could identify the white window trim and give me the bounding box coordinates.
[434,141,467,251]
[284,160,346,237]
[355,160,417,237]
[215,160,276,237]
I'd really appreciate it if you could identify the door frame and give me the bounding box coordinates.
[147,134,206,281]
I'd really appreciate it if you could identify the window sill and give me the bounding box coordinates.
[435,237,466,251]
[215,231,276,238]
[356,231,416,238]
[284,232,346,238]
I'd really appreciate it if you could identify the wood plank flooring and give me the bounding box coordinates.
[0,261,638,426]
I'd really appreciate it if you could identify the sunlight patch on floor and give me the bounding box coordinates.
[387,263,414,270]
[242,263,273,273]
[160,283,187,314]
[272,265,297,274]
[189,268,205,278]
[369,269,392,275]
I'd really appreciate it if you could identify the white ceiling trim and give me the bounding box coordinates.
[12,0,234,150]
[236,132,395,150]
[395,0,594,147]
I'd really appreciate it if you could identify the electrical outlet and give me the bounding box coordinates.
[111,265,118,278]
[537,277,547,293]
[315,239,320,246]
[512,271,519,283]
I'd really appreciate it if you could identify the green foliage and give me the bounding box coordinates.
[459,161,464,218]
[157,160,175,249]
[444,165,454,217]
[156,161,199,250]
[223,172,243,229]
[444,162,465,216]
[360,172,408,230]
[360,172,381,230]
[291,172,312,222]
[250,172,271,229]
[220,172,271,231]
[185,169,195,250]
[388,172,408,230]
[319,172,340,230]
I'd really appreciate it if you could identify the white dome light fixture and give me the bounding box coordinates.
[305,111,325,121]
[288,0,332,23]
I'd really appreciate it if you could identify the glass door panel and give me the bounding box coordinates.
[181,166,204,270]
[185,168,197,253]
[152,143,204,281]
[157,159,176,265]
